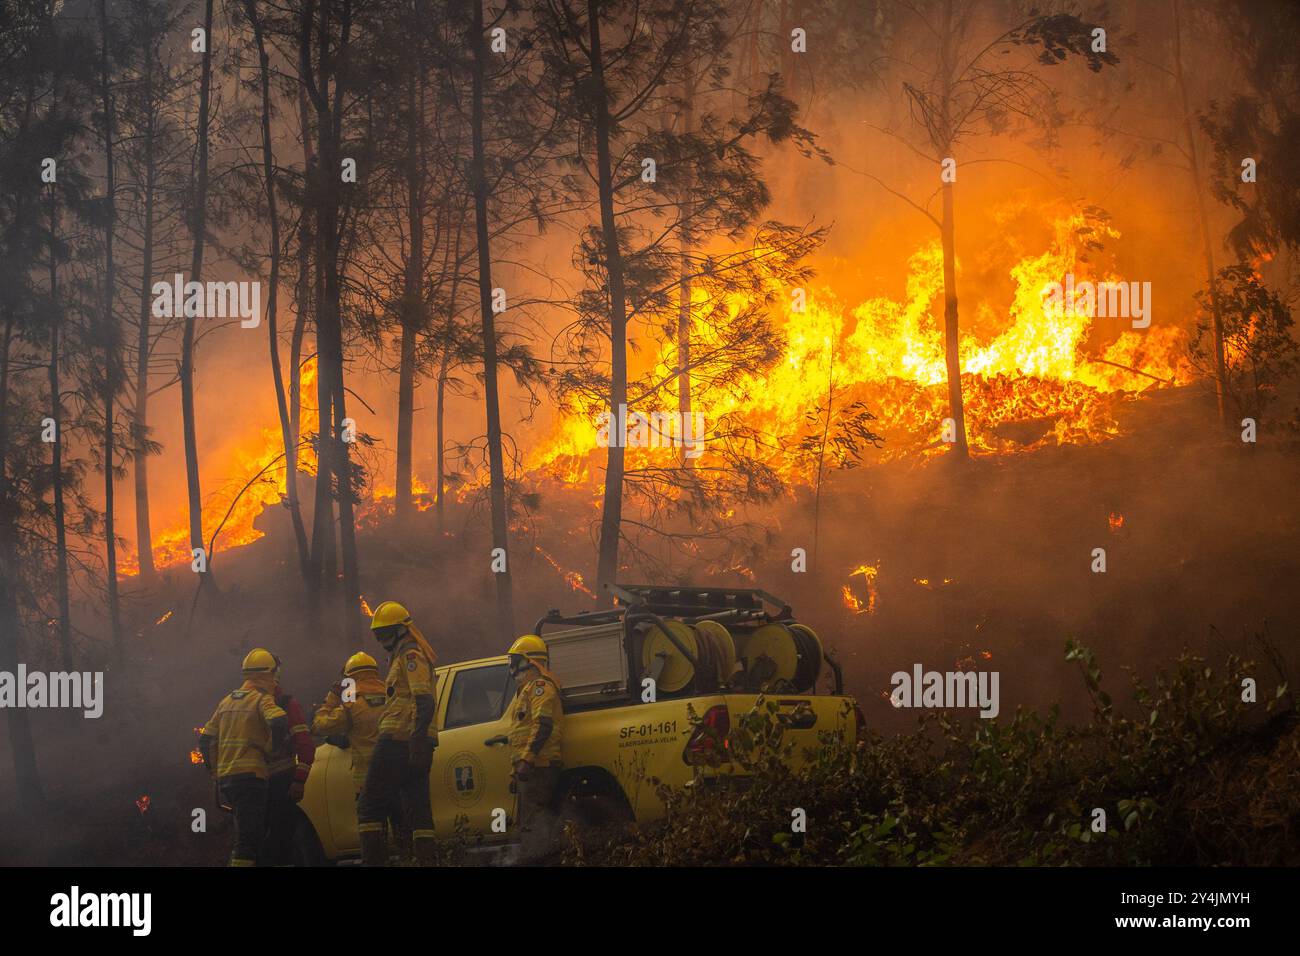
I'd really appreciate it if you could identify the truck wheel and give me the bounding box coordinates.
[290,812,329,867]
[558,770,635,831]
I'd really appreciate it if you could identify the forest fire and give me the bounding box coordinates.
[528,210,1188,490]
[120,360,320,575]
[6,0,1299,893]
[120,210,1192,580]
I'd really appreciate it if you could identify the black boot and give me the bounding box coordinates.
[360,827,387,867]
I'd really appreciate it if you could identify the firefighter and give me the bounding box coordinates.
[262,655,315,866]
[311,652,387,795]
[357,601,439,866]
[198,649,288,867]
[506,634,564,863]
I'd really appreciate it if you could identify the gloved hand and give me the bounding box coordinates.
[289,779,306,802]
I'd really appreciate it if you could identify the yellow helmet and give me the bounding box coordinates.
[242,648,277,675]
[370,601,412,631]
[508,634,549,665]
[344,651,378,676]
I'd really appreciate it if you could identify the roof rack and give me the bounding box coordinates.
[608,583,791,618]
[532,583,792,634]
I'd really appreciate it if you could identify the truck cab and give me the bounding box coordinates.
[303,655,520,860]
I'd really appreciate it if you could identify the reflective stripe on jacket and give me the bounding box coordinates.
[378,637,436,741]
[509,666,563,766]
[200,678,287,780]
[311,675,387,791]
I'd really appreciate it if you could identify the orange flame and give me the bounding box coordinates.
[843,563,880,615]
[534,546,596,599]
[122,359,320,575]
[528,210,1190,489]
[120,208,1195,575]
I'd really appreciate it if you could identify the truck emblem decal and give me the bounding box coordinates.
[443,751,487,807]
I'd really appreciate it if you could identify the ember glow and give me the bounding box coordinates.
[534,546,597,599]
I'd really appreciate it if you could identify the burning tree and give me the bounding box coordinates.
[1191,265,1297,424]
[537,0,828,593]
[849,1,1117,458]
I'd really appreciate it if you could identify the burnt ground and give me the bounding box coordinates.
[1,381,1298,866]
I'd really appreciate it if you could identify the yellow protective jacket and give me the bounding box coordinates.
[378,637,437,742]
[508,665,563,767]
[312,674,387,792]
[199,677,288,780]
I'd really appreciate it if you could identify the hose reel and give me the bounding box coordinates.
[637,618,822,696]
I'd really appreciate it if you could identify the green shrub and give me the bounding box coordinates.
[567,640,1295,866]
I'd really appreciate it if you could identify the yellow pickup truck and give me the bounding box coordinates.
[292,585,861,864]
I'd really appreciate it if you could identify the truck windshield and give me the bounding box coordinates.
[443,664,513,729]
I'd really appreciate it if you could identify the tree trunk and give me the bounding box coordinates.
[471,0,516,642]
[293,85,314,589]
[396,322,417,518]
[289,267,309,575]
[0,309,44,811]
[940,178,968,457]
[676,66,695,468]
[303,2,334,595]
[435,216,466,535]
[48,185,72,669]
[307,0,360,637]
[246,0,310,578]
[132,47,157,585]
[182,0,214,576]
[588,0,632,599]
[98,0,123,657]
[435,343,449,532]
[396,65,424,520]
[1173,0,1228,429]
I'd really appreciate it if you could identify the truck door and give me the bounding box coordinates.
[430,662,517,841]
